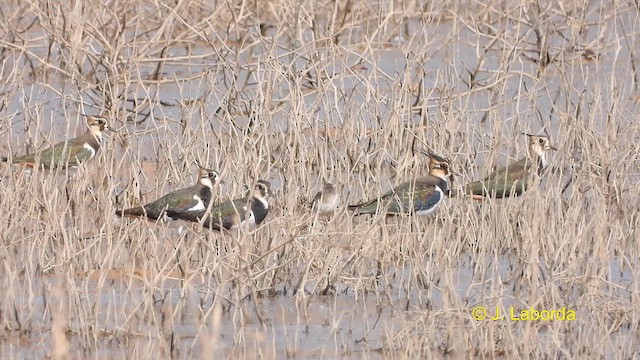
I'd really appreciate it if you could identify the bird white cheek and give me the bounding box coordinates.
[200,178,214,189]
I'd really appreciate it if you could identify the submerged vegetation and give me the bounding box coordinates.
[0,0,639,358]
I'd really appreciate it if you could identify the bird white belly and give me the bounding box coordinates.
[315,196,339,213]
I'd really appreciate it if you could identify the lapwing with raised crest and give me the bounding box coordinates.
[348,153,453,216]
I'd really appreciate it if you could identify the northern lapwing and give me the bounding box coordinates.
[460,134,556,199]
[116,167,221,221]
[348,154,453,216]
[1,115,112,169]
[310,181,340,217]
[170,180,272,231]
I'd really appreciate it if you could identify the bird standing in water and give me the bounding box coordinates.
[116,166,221,221]
[460,134,556,199]
[348,154,453,216]
[310,181,341,218]
[1,115,113,169]
[170,180,272,232]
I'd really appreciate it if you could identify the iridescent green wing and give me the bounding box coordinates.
[147,186,205,217]
[206,198,248,229]
[171,197,248,229]
[12,138,95,168]
[465,158,530,197]
[382,178,442,214]
[355,177,441,215]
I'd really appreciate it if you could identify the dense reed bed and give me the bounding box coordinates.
[0,0,639,358]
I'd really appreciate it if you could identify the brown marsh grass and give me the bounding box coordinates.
[0,0,639,358]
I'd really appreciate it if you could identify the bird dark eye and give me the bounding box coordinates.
[539,138,544,144]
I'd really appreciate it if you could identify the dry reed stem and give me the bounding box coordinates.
[0,0,638,358]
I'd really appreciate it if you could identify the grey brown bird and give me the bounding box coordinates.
[1,115,112,169]
[169,180,272,231]
[310,181,340,217]
[116,167,221,221]
[461,134,556,199]
[348,154,453,216]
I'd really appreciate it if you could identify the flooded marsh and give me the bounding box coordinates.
[0,0,639,358]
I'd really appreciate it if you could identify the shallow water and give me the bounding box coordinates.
[3,245,637,358]
[1,4,640,359]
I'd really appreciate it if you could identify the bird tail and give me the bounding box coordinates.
[448,183,492,201]
[115,206,148,218]
[347,203,371,216]
[204,222,224,231]
[1,156,37,168]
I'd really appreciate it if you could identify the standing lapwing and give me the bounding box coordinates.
[170,180,272,231]
[1,115,113,169]
[348,153,453,216]
[460,134,556,199]
[116,166,221,221]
